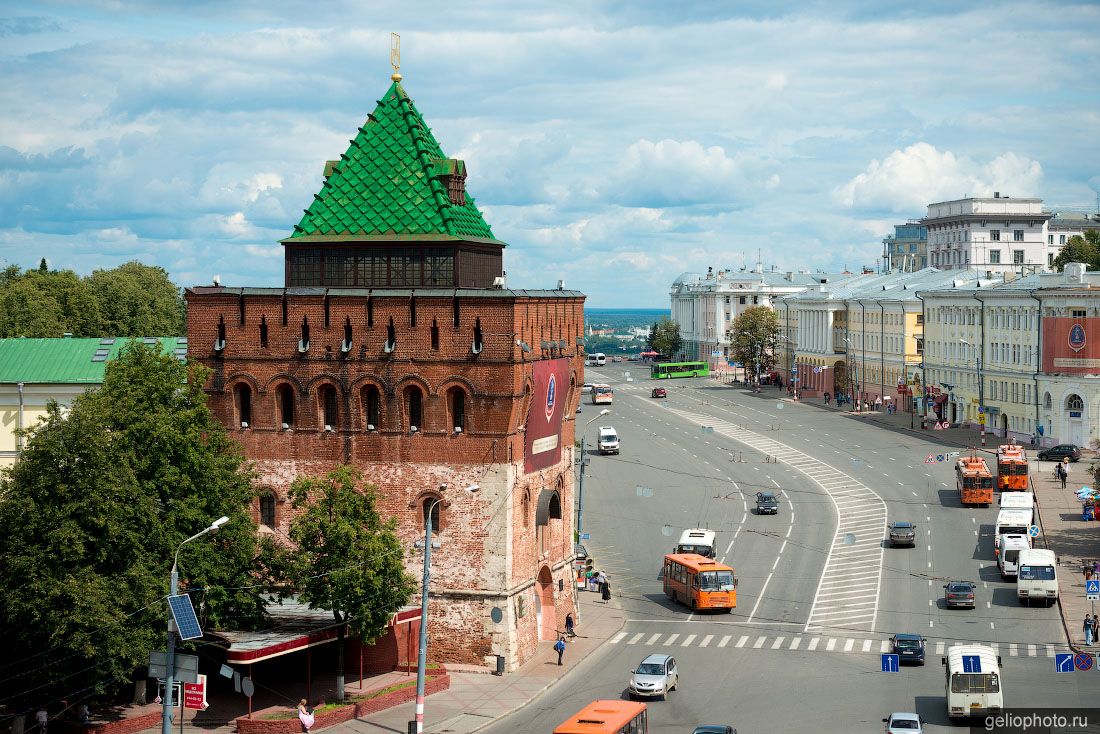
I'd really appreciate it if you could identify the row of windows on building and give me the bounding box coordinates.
[232,381,468,433]
[926,340,1037,367]
[926,306,1046,329]
[929,224,1045,247]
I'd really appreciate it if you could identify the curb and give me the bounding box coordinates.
[1031,477,1085,656]
[458,599,628,734]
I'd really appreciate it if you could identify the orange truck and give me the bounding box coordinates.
[956,455,995,506]
[996,444,1029,491]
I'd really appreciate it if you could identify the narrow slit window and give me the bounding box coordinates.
[431,319,440,350]
[259,315,268,348]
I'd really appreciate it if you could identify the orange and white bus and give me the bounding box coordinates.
[591,384,614,405]
[662,553,737,612]
[553,700,647,734]
[996,444,1029,491]
[956,455,994,506]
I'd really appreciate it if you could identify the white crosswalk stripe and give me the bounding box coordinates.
[681,634,697,647]
[610,632,627,644]
[628,633,644,645]
[718,635,731,648]
[736,635,749,648]
[700,634,714,647]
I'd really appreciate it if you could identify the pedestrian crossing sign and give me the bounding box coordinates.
[924,454,935,464]
[1087,579,1099,601]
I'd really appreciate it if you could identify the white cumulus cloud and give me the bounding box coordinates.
[833,143,1043,212]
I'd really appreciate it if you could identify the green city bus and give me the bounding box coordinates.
[651,361,710,379]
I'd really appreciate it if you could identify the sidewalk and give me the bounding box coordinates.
[736,382,1100,653]
[349,590,625,733]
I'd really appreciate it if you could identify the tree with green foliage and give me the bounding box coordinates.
[0,344,268,708]
[0,260,184,337]
[1051,230,1100,272]
[283,467,416,702]
[728,306,780,383]
[650,317,682,358]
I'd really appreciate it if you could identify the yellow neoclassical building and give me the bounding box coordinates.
[0,337,185,468]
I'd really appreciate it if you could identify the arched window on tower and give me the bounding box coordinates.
[277,384,295,429]
[405,385,423,432]
[234,383,252,428]
[319,385,339,430]
[363,385,381,431]
[448,386,466,433]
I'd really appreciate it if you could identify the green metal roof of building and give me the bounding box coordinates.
[288,82,499,244]
[0,337,186,384]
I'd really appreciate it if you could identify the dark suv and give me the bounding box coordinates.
[888,522,916,548]
[1038,444,1081,462]
[756,492,779,515]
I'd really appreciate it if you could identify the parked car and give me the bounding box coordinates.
[888,521,917,548]
[1037,444,1081,462]
[628,653,677,699]
[883,712,924,733]
[756,492,779,515]
[651,387,668,398]
[581,383,595,394]
[889,633,926,665]
[943,580,976,609]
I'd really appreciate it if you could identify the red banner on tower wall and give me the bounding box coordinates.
[524,358,569,473]
[1043,318,1100,374]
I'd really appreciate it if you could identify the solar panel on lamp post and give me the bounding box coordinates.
[162,516,228,734]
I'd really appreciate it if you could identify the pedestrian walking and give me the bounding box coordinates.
[77,705,89,726]
[565,613,576,637]
[824,392,830,405]
[1092,615,1099,645]
[601,578,612,602]
[36,708,48,734]
[297,699,314,733]
[1085,615,1094,646]
[1057,461,1068,489]
[554,636,566,665]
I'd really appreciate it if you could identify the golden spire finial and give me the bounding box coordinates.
[390,32,402,83]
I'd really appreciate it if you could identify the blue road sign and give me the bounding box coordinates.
[880,653,899,672]
[792,367,798,373]
[1086,579,1099,596]
[1028,525,1040,538]
[1075,653,1094,671]
[1056,653,1075,673]
[579,533,591,540]
[962,655,982,673]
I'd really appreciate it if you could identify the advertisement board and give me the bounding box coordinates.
[1043,318,1100,374]
[524,358,570,473]
[184,674,207,710]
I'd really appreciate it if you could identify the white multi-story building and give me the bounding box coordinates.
[923,194,1097,273]
[669,266,857,361]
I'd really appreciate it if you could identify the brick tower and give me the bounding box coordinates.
[186,76,585,670]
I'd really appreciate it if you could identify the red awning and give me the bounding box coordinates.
[640,350,658,356]
[934,395,948,404]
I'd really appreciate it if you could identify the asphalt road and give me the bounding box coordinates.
[484,371,1081,734]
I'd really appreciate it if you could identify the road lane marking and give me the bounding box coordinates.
[665,633,680,645]
[771,637,785,649]
[718,635,731,648]
[610,632,627,644]
[826,638,837,651]
[736,635,749,648]
[789,637,802,650]
[1027,644,1037,656]
[880,640,890,653]
[747,571,775,623]
[681,634,697,646]
[1009,644,1018,656]
[628,633,644,645]
[843,639,855,652]
[862,640,872,652]
[753,636,767,649]
[935,642,945,655]
[700,634,714,647]
[646,633,662,645]
[808,637,820,651]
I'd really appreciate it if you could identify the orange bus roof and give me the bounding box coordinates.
[997,443,1025,455]
[664,553,734,572]
[553,700,647,733]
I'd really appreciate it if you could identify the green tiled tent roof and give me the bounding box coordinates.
[0,337,186,384]
[290,82,499,243]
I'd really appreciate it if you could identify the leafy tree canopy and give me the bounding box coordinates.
[282,466,416,700]
[650,317,682,358]
[0,344,266,708]
[728,306,780,380]
[1052,229,1100,272]
[0,260,184,337]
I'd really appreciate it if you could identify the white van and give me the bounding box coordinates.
[1017,548,1057,606]
[943,644,1002,721]
[993,508,1033,553]
[676,529,716,558]
[586,353,607,367]
[597,426,619,455]
[999,491,1034,512]
[997,534,1031,579]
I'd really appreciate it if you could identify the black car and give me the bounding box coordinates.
[756,492,779,514]
[1038,444,1081,462]
[889,633,926,665]
[692,727,736,734]
[944,580,976,609]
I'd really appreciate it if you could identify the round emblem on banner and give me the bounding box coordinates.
[1070,323,1086,353]
[545,373,557,422]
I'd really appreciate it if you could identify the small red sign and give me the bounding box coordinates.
[184,676,206,710]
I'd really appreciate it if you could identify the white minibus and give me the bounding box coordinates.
[675,529,716,558]
[999,491,1034,512]
[1017,548,1057,606]
[586,353,607,366]
[997,534,1031,579]
[943,644,1002,722]
[993,508,1033,554]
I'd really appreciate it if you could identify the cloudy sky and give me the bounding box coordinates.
[2,1,1098,307]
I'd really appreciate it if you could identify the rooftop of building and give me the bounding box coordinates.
[0,336,186,384]
[671,268,860,290]
[778,268,998,303]
[186,285,584,299]
[285,81,501,246]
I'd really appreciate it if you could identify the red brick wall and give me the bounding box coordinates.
[186,288,584,668]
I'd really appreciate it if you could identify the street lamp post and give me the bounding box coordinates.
[577,408,612,537]
[413,484,478,734]
[162,516,229,734]
[960,339,985,446]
